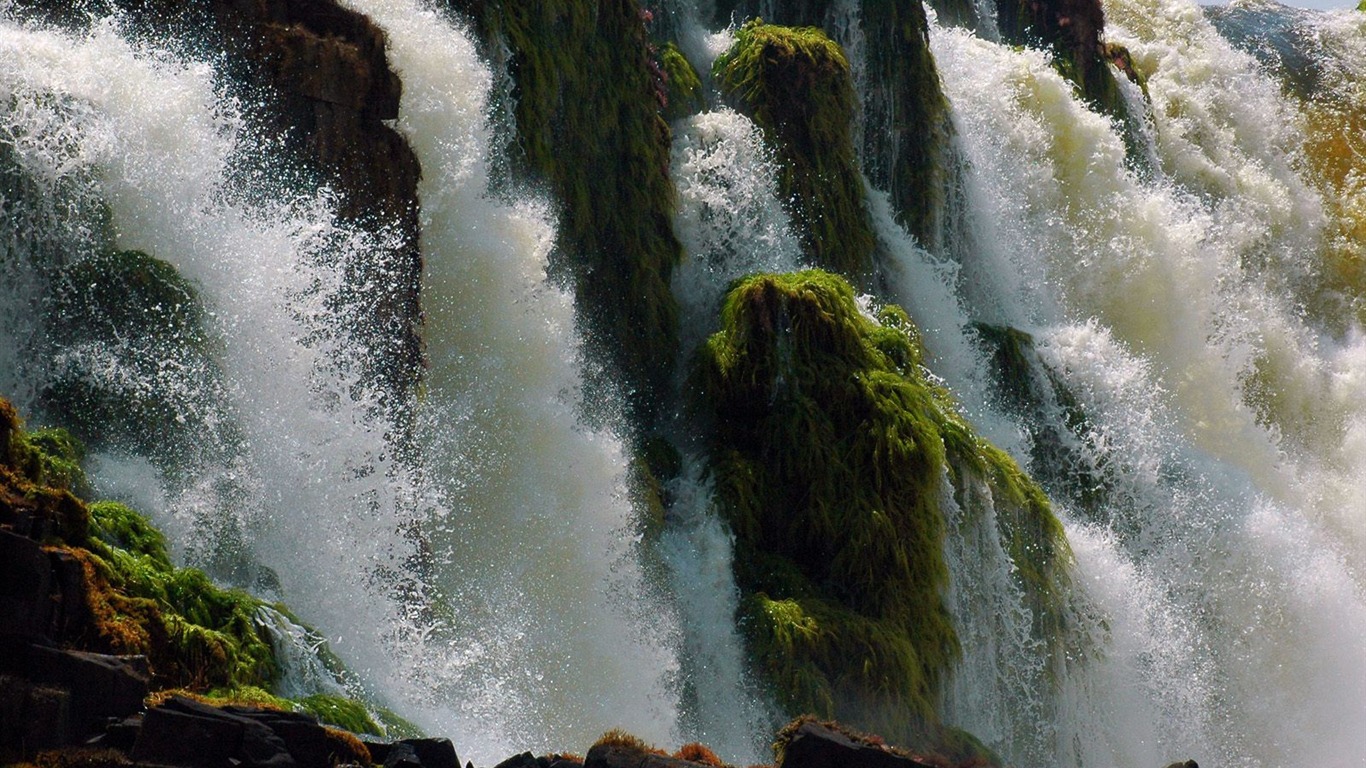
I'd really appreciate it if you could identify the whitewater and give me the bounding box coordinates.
[4,0,1366,766]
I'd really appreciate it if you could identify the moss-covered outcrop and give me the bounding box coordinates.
[0,397,402,748]
[714,22,876,279]
[452,0,684,429]
[660,42,706,123]
[713,1,953,252]
[692,271,1068,747]
[43,249,235,468]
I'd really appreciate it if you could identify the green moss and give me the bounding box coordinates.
[295,694,382,736]
[89,501,171,568]
[857,0,954,248]
[372,706,425,739]
[694,271,954,739]
[43,250,235,467]
[715,1,952,250]
[465,0,682,428]
[1,400,91,545]
[11,427,92,499]
[660,43,705,122]
[196,685,296,710]
[714,22,876,278]
[53,250,207,346]
[84,523,276,690]
[695,272,1069,746]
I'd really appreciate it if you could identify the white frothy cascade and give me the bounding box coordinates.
[8,0,1366,766]
[918,0,1366,763]
[342,0,684,756]
[0,12,422,692]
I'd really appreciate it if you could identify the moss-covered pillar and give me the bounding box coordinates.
[714,22,877,278]
[451,0,684,430]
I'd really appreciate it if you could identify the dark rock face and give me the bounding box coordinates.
[778,721,936,768]
[13,0,425,404]
[715,23,876,279]
[133,696,298,768]
[217,0,425,403]
[995,0,1127,125]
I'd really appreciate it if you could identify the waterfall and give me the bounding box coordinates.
[0,4,688,761]
[915,0,1366,763]
[342,0,685,756]
[0,2,425,712]
[8,0,1366,766]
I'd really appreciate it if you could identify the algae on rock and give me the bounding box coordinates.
[453,0,684,429]
[714,22,877,279]
[1,397,404,736]
[712,1,954,253]
[693,271,1069,749]
[660,42,706,123]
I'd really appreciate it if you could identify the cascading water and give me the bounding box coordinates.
[908,0,1366,763]
[661,100,806,759]
[9,0,1366,766]
[340,0,686,755]
[0,4,691,761]
[0,7,426,711]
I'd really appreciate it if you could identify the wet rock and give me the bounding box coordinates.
[492,751,539,768]
[24,645,149,739]
[778,721,936,768]
[0,675,71,760]
[584,742,698,768]
[133,696,296,768]
[0,529,58,641]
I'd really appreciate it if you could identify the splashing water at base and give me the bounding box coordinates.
[342,0,686,758]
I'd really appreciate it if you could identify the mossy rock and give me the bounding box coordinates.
[660,43,705,123]
[89,500,172,568]
[295,694,382,736]
[51,250,207,347]
[694,271,955,739]
[695,272,1069,744]
[714,22,876,278]
[773,715,1002,768]
[715,0,953,252]
[43,250,234,467]
[11,426,93,499]
[0,399,91,545]
[460,0,683,429]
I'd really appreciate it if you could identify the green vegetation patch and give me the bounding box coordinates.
[694,271,1069,745]
[714,22,876,278]
[660,43,705,122]
[466,0,683,428]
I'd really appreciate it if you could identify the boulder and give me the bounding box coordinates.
[0,529,56,641]
[0,675,71,761]
[778,721,937,768]
[23,645,149,739]
[225,706,337,768]
[396,738,461,768]
[584,742,700,768]
[132,696,296,768]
